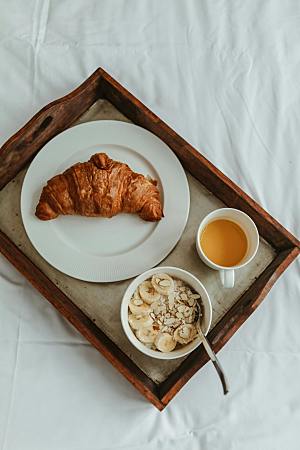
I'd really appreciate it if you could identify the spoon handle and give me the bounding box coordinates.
[201,335,229,395]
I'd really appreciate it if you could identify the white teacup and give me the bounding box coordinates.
[196,208,259,288]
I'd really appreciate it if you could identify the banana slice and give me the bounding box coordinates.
[155,332,176,352]
[136,327,158,344]
[128,298,151,316]
[139,281,160,304]
[133,289,142,301]
[151,273,174,295]
[128,314,153,330]
[174,324,197,345]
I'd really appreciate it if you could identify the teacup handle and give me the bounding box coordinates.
[220,270,235,288]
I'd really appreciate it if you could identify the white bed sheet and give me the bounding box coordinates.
[0,1,299,449]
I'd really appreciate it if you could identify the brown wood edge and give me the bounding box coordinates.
[0,68,104,191]
[0,230,164,411]
[0,67,298,409]
[159,245,299,405]
[1,66,298,250]
[100,69,300,251]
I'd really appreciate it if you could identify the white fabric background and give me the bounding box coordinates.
[0,1,300,449]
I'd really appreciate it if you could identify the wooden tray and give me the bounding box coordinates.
[0,68,299,410]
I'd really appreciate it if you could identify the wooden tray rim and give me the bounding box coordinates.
[0,68,299,410]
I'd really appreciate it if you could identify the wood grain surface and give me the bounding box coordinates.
[0,67,299,410]
[0,229,164,410]
[101,70,300,251]
[0,70,102,190]
[159,246,299,405]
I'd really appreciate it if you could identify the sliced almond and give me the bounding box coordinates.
[187,298,196,307]
[168,294,175,310]
[151,273,174,295]
[164,318,176,326]
[159,279,171,287]
[184,308,192,318]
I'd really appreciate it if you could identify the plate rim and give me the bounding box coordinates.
[21,120,190,282]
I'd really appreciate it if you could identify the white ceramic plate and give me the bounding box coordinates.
[21,120,190,282]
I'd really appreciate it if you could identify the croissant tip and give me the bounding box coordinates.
[35,200,58,221]
[90,152,111,169]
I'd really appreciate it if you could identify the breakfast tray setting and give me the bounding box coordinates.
[0,68,299,410]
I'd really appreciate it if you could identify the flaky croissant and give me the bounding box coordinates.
[35,153,163,222]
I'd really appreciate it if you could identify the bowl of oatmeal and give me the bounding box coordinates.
[120,266,212,359]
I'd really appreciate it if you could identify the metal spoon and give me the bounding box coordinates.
[195,302,229,395]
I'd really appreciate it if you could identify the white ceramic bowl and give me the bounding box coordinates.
[120,266,212,360]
